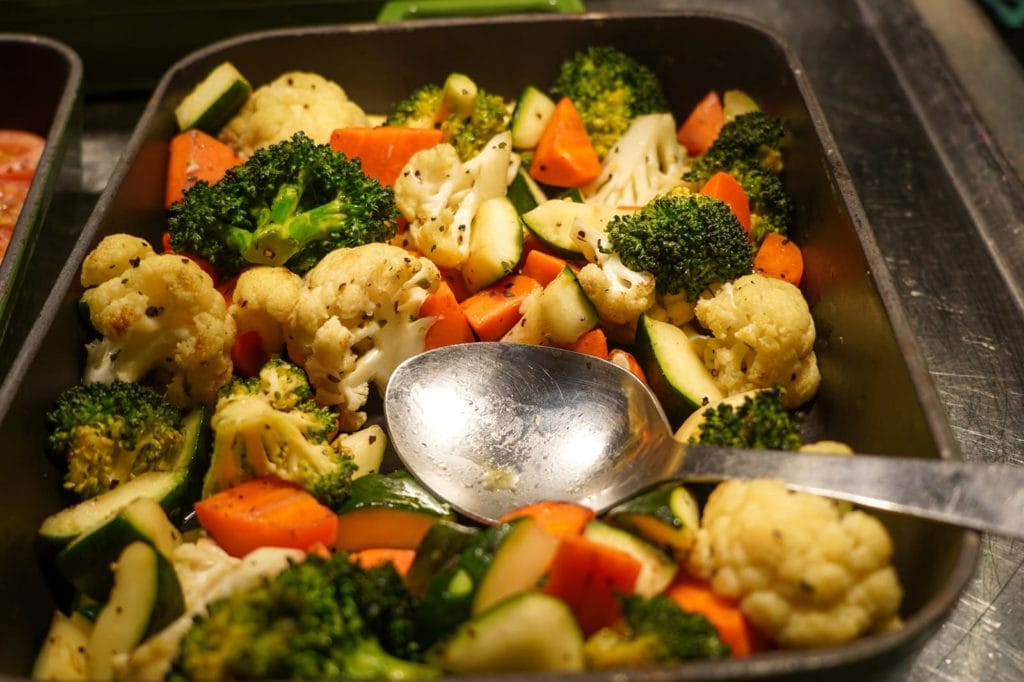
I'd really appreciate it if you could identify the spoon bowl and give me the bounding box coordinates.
[385,343,1024,537]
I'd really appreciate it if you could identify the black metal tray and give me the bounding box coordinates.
[0,12,979,680]
[0,34,82,370]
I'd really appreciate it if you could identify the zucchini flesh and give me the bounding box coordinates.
[174,62,251,133]
[539,267,598,345]
[472,517,559,614]
[335,424,387,479]
[521,200,619,258]
[582,521,677,597]
[606,483,700,556]
[463,197,524,293]
[510,86,556,150]
[32,611,92,681]
[636,315,723,426]
[506,167,548,214]
[336,471,451,551]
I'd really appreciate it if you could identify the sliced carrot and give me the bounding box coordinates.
[700,171,751,233]
[330,126,444,187]
[530,98,601,188]
[500,501,596,539]
[349,548,416,576]
[165,129,240,208]
[677,90,725,156]
[231,330,269,378]
[666,576,767,657]
[421,281,476,350]
[753,232,804,286]
[520,249,568,287]
[567,327,609,360]
[194,476,339,558]
[459,274,541,342]
[609,348,646,383]
[544,534,641,636]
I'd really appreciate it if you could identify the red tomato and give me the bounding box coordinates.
[0,179,30,231]
[0,130,45,181]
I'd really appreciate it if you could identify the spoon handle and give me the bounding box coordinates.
[680,445,1024,539]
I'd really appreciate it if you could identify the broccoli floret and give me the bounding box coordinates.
[685,111,786,182]
[607,193,753,301]
[46,381,184,499]
[169,553,439,681]
[168,132,398,275]
[386,74,509,160]
[204,357,356,506]
[552,46,670,159]
[584,594,729,668]
[728,162,793,241]
[692,387,804,450]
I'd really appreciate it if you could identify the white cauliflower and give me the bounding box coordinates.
[394,131,513,269]
[583,113,688,208]
[687,479,903,648]
[113,540,303,681]
[693,273,820,408]
[80,234,236,407]
[645,291,696,327]
[285,243,441,429]
[572,215,656,328]
[219,71,369,159]
[228,266,303,354]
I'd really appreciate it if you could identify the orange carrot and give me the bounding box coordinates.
[438,265,471,302]
[161,231,221,285]
[754,232,804,286]
[544,535,641,636]
[520,249,569,287]
[349,548,416,576]
[330,126,444,187]
[231,330,269,378]
[500,501,596,539]
[666,576,766,657]
[421,281,476,350]
[165,129,240,208]
[677,91,725,156]
[608,348,647,383]
[194,476,339,558]
[700,171,751,233]
[459,274,541,342]
[530,98,601,188]
[568,327,609,360]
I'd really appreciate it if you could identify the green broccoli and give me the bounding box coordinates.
[46,381,184,499]
[167,132,398,275]
[728,161,793,241]
[607,192,754,301]
[204,357,356,507]
[584,594,729,668]
[552,45,670,158]
[386,73,509,160]
[692,387,804,450]
[169,553,439,681]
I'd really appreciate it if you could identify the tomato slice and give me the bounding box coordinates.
[0,179,30,231]
[0,130,45,181]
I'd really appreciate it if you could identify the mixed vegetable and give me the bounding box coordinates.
[0,129,46,261]
[31,47,904,681]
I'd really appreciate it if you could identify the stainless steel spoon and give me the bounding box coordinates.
[384,342,1024,537]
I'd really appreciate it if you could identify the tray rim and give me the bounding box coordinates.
[0,10,980,680]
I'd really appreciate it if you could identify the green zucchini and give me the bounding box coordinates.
[336,424,387,479]
[32,611,92,681]
[431,592,585,674]
[556,186,585,203]
[506,166,548,215]
[521,199,619,258]
[56,497,181,601]
[39,407,210,548]
[87,542,184,680]
[510,86,556,150]
[335,470,452,551]
[406,520,479,597]
[472,517,559,614]
[635,315,723,426]
[539,266,598,345]
[174,62,251,133]
[605,482,701,558]
[582,521,677,597]
[723,89,760,122]
[463,196,524,293]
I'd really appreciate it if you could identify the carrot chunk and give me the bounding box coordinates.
[329,126,444,187]
[165,129,239,208]
[754,232,804,286]
[459,274,541,341]
[677,90,725,156]
[530,98,601,188]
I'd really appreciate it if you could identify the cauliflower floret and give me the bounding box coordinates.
[80,235,236,407]
[228,266,303,354]
[394,131,513,269]
[583,113,688,208]
[644,291,695,327]
[80,234,158,287]
[219,71,369,159]
[113,540,303,681]
[694,273,820,407]
[687,479,903,648]
[285,243,440,429]
[572,215,656,327]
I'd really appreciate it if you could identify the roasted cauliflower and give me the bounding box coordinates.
[687,479,903,648]
[219,71,369,159]
[572,213,656,328]
[228,266,303,354]
[285,243,441,430]
[693,273,820,407]
[80,235,236,407]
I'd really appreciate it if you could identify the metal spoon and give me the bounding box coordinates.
[384,342,1024,537]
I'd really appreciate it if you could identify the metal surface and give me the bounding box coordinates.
[0,0,1020,679]
[388,343,1024,537]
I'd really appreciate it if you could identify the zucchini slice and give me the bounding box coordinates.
[32,611,92,681]
[506,166,548,215]
[510,86,556,150]
[174,62,251,133]
[431,592,585,674]
[605,482,701,558]
[406,520,479,597]
[582,521,677,597]
[336,424,387,479]
[335,471,452,551]
[472,517,559,614]
[463,197,524,294]
[539,266,598,345]
[521,199,619,258]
